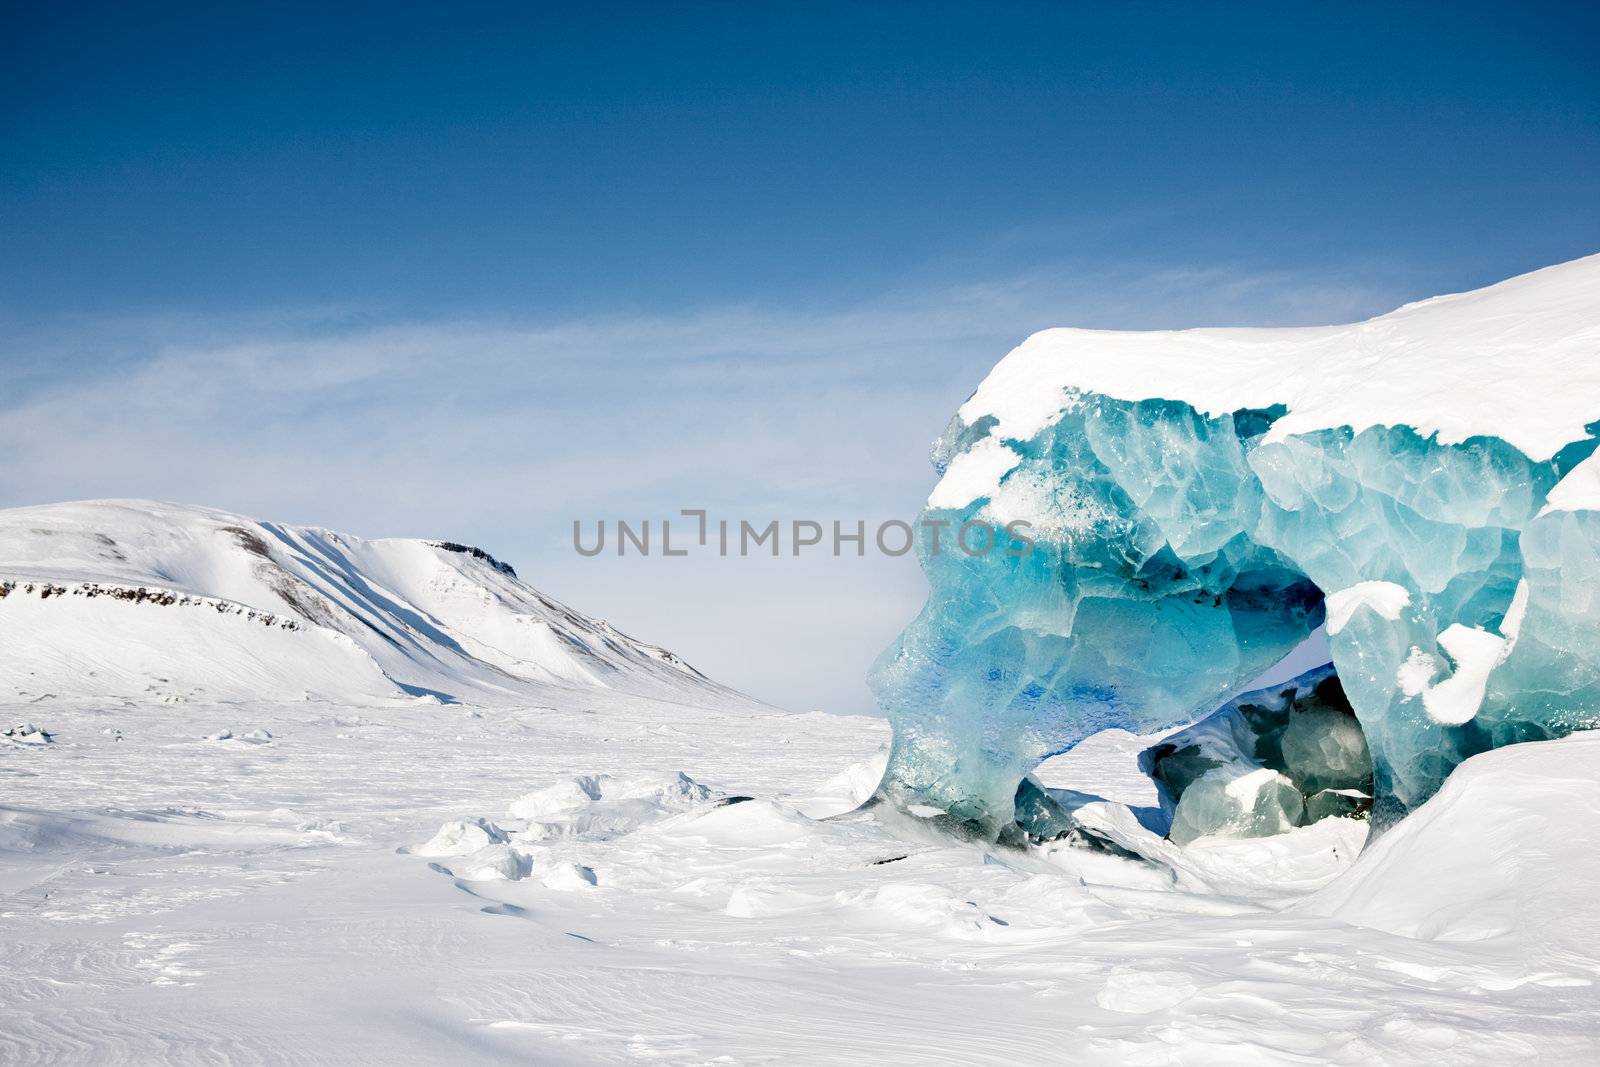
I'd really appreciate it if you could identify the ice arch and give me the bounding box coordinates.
[869,255,1600,842]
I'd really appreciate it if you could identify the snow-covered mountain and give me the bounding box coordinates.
[0,500,734,706]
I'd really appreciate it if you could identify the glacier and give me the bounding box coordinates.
[870,254,1600,841]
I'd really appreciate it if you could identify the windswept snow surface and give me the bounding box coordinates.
[4,692,1599,1064]
[4,499,1599,1062]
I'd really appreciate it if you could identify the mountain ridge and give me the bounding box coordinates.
[0,499,736,707]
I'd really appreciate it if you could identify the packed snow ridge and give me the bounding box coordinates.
[0,500,734,706]
[874,253,1600,841]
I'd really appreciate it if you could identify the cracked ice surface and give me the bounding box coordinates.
[872,255,1600,836]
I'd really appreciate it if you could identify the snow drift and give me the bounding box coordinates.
[0,500,732,705]
[1302,732,1600,948]
[872,254,1600,841]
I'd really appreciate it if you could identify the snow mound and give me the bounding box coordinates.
[3,722,52,746]
[452,844,533,882]
[201,727,274,744]
[1095,968,1199,1014]
[414,818,510,858]
[1301,733,1600,946]
[506,771,722,840]
[791,742,891,818]
[416,773,730,892]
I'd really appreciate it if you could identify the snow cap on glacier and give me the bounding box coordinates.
[941,254,1600,510]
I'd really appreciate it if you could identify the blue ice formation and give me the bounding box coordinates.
[869,391,1600,842]
[1140,664,1372,845]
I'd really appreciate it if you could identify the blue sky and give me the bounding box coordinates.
[3,3,1598,713]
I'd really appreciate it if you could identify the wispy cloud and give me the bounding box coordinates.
[0,256,1400,714]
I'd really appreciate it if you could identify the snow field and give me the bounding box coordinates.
[3,694,1596,1064]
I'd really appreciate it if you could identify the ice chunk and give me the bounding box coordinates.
[3,722,52,746]
[452,843,532,882]
[1140,665,1370,843]
[612,770,714,808]
[508,771,719,841]
[414,817,509,858]
[872,285,1600,839]
[539,862,598,890]
[1280,705,1368,794]
[872,395,1326,837]
[1304,789,1369,822]
[507,775,608,820]
[1168,767,1304,846]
